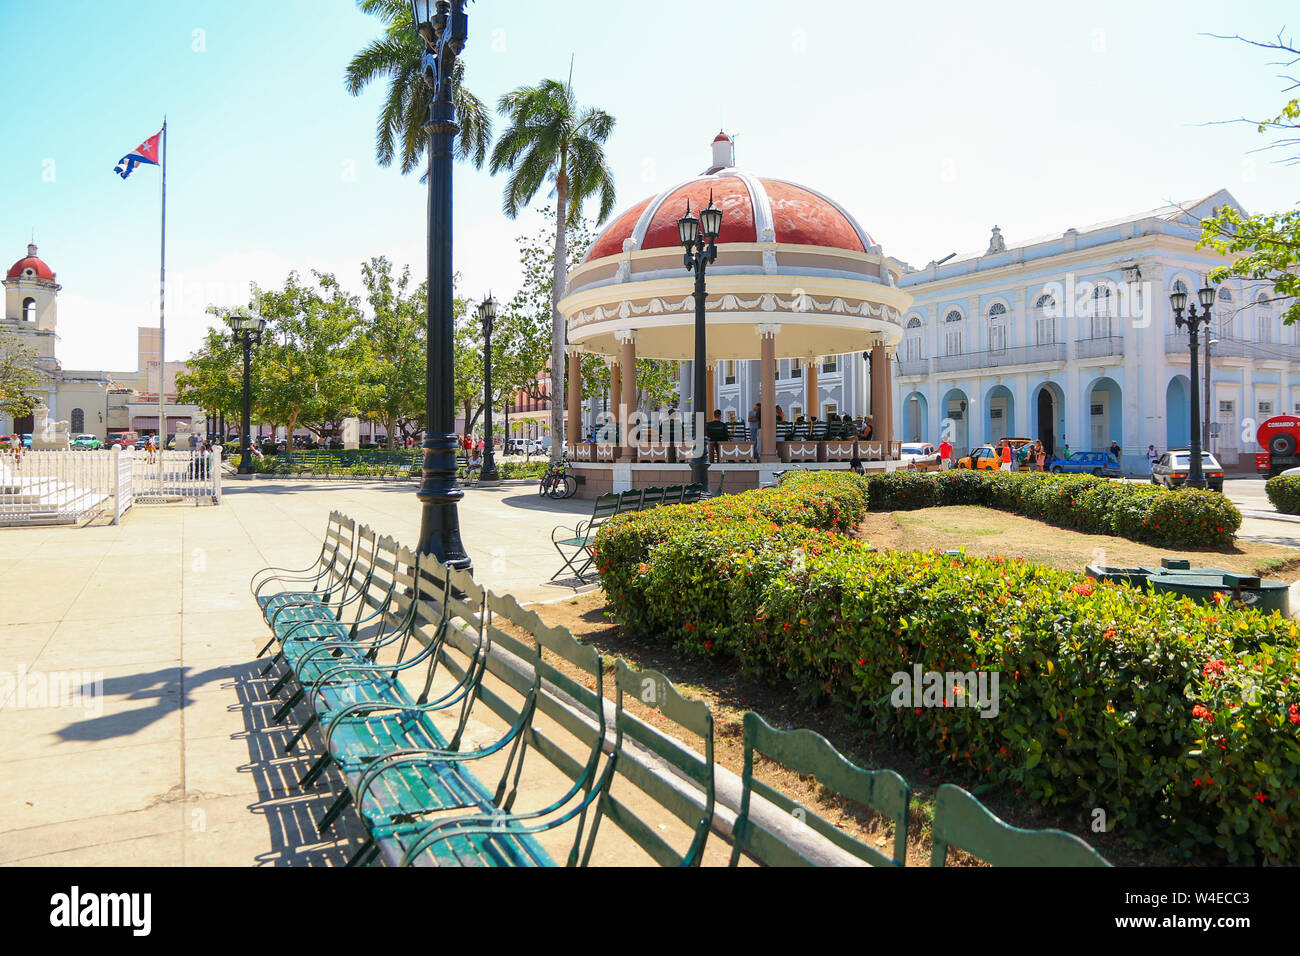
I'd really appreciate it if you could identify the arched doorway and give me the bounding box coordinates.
[903,391,929,442]
[1166,376,1191,449]
[1087,377,1122,452]
[1033,382,1065,456]
[985,385,1015,443]
[941,387,969,452]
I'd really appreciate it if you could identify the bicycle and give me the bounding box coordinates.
[539,458,577,499]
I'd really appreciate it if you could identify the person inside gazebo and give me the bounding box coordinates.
[859,416,874,440]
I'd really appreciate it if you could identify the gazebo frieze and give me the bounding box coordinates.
[570,292,904,331]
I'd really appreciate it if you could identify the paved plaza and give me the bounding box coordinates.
[0,479,595,866]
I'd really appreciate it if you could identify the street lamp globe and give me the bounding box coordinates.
[698,195,723,242]
[1199,285,1216,310]
[477,293,497,336]
[1169,290,1188,313]
[677,202,700,249]
[409,0,439,45]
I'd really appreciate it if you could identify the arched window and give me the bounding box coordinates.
[987,301,1008,351]
[905,316,924,362]
[1092,283,1117,338]
[1034,294,1056,344]
[70,408,84,433]
[1257,293,1273,344]
[22,297,36,322]
[943,309,963,356]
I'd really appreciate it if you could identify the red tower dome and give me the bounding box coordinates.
[6,243,56,282]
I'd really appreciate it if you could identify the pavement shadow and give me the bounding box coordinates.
[232,661,372,866]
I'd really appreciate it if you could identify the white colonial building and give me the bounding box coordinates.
[893,190,1289,473]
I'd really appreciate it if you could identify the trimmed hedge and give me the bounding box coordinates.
[861,470,1241,549]
[1266,475,1300,515]
[595,473,1300,864]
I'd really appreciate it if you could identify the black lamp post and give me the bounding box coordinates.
[678,195,723,488]
[477,293,500,485]
[1170,283,1217,490]
[410,0,471,569]
[226,313,266,476]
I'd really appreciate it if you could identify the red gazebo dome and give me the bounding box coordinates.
[7,243,55,281]
[585,163,876,263]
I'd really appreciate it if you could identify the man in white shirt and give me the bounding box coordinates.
[1147,445,1159,474]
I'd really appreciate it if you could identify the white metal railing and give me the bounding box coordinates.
[1074,336,1125,360]
[0,449,129,525]
[114,451,133,523]
[131,446,223,503]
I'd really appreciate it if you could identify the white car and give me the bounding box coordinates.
[899,442,940,466]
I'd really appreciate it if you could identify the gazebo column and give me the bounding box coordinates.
[617,330,637,455]
[806,359,819,420]
[566,348,582,447]
[871,345,895,451]
[608,359,620,439]
[758,324,781,461]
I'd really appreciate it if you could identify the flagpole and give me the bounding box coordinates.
[157,117,166,491]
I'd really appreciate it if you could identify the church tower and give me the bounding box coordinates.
[5,243,60,333]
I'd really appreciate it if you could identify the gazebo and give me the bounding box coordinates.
[557,134,914,496]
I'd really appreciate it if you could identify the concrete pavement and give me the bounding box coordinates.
[0,479,599,866]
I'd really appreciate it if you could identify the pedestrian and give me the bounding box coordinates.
[939,436,954,470]
[1147,444,1159,475]
[999,440,1014,472]
[1062,443,1071,460]
[1109,439,1121,463]
[748,402,761,460]
[775,406,786,424]
[859,416,874,441]
[1035,442,1046,473]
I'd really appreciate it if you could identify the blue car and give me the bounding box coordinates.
[1048,450,1121,477]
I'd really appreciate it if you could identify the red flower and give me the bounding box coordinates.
[685,623,696,630]
[1192,704,1213,721]
[1256,792,1268,804]
[1288,703,1299,724]
[1203,659,1227,676]
[1071,581,1095,597]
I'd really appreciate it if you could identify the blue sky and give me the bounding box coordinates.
[1,0,1297,370]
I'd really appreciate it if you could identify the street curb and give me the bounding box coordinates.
[1240,509,1300,525]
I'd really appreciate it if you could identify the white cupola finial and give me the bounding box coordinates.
[27,242,37,257]
[710,131,734,171]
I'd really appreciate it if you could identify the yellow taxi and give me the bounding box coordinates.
[957,445,1001,470]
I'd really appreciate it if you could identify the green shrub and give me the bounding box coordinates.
[861,471,1239,549]
[597,474,1300,864]
[1266,475,1300,515]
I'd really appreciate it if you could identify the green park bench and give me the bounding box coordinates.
[930,784,1111,867]
[251,511,357,630]
[729,712,910,867]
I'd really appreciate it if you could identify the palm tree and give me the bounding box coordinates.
[345,0,492,177]
[490,79,616,461]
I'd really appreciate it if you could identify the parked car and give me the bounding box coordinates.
[20,433,32,448]
[71,434,103,450]
[956,444,1002,471]
[1151,449,1225,492]
[507,438,544,456]
[0,434,14,448]
[1047,450,1121,477]
[106,431,140,448]
[899,442,941,469]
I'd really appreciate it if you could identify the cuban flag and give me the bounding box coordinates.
[114,130,162,179]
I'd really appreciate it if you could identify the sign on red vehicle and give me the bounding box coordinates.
[1257,415,1300,456]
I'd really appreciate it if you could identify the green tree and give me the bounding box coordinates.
[490,78,617,460]
[0,328,46,422]
[207,271,367,459]
[1199,32,1300,322]
[345,0,492,178]
[357,256,426,448]
[175,327,245,438]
